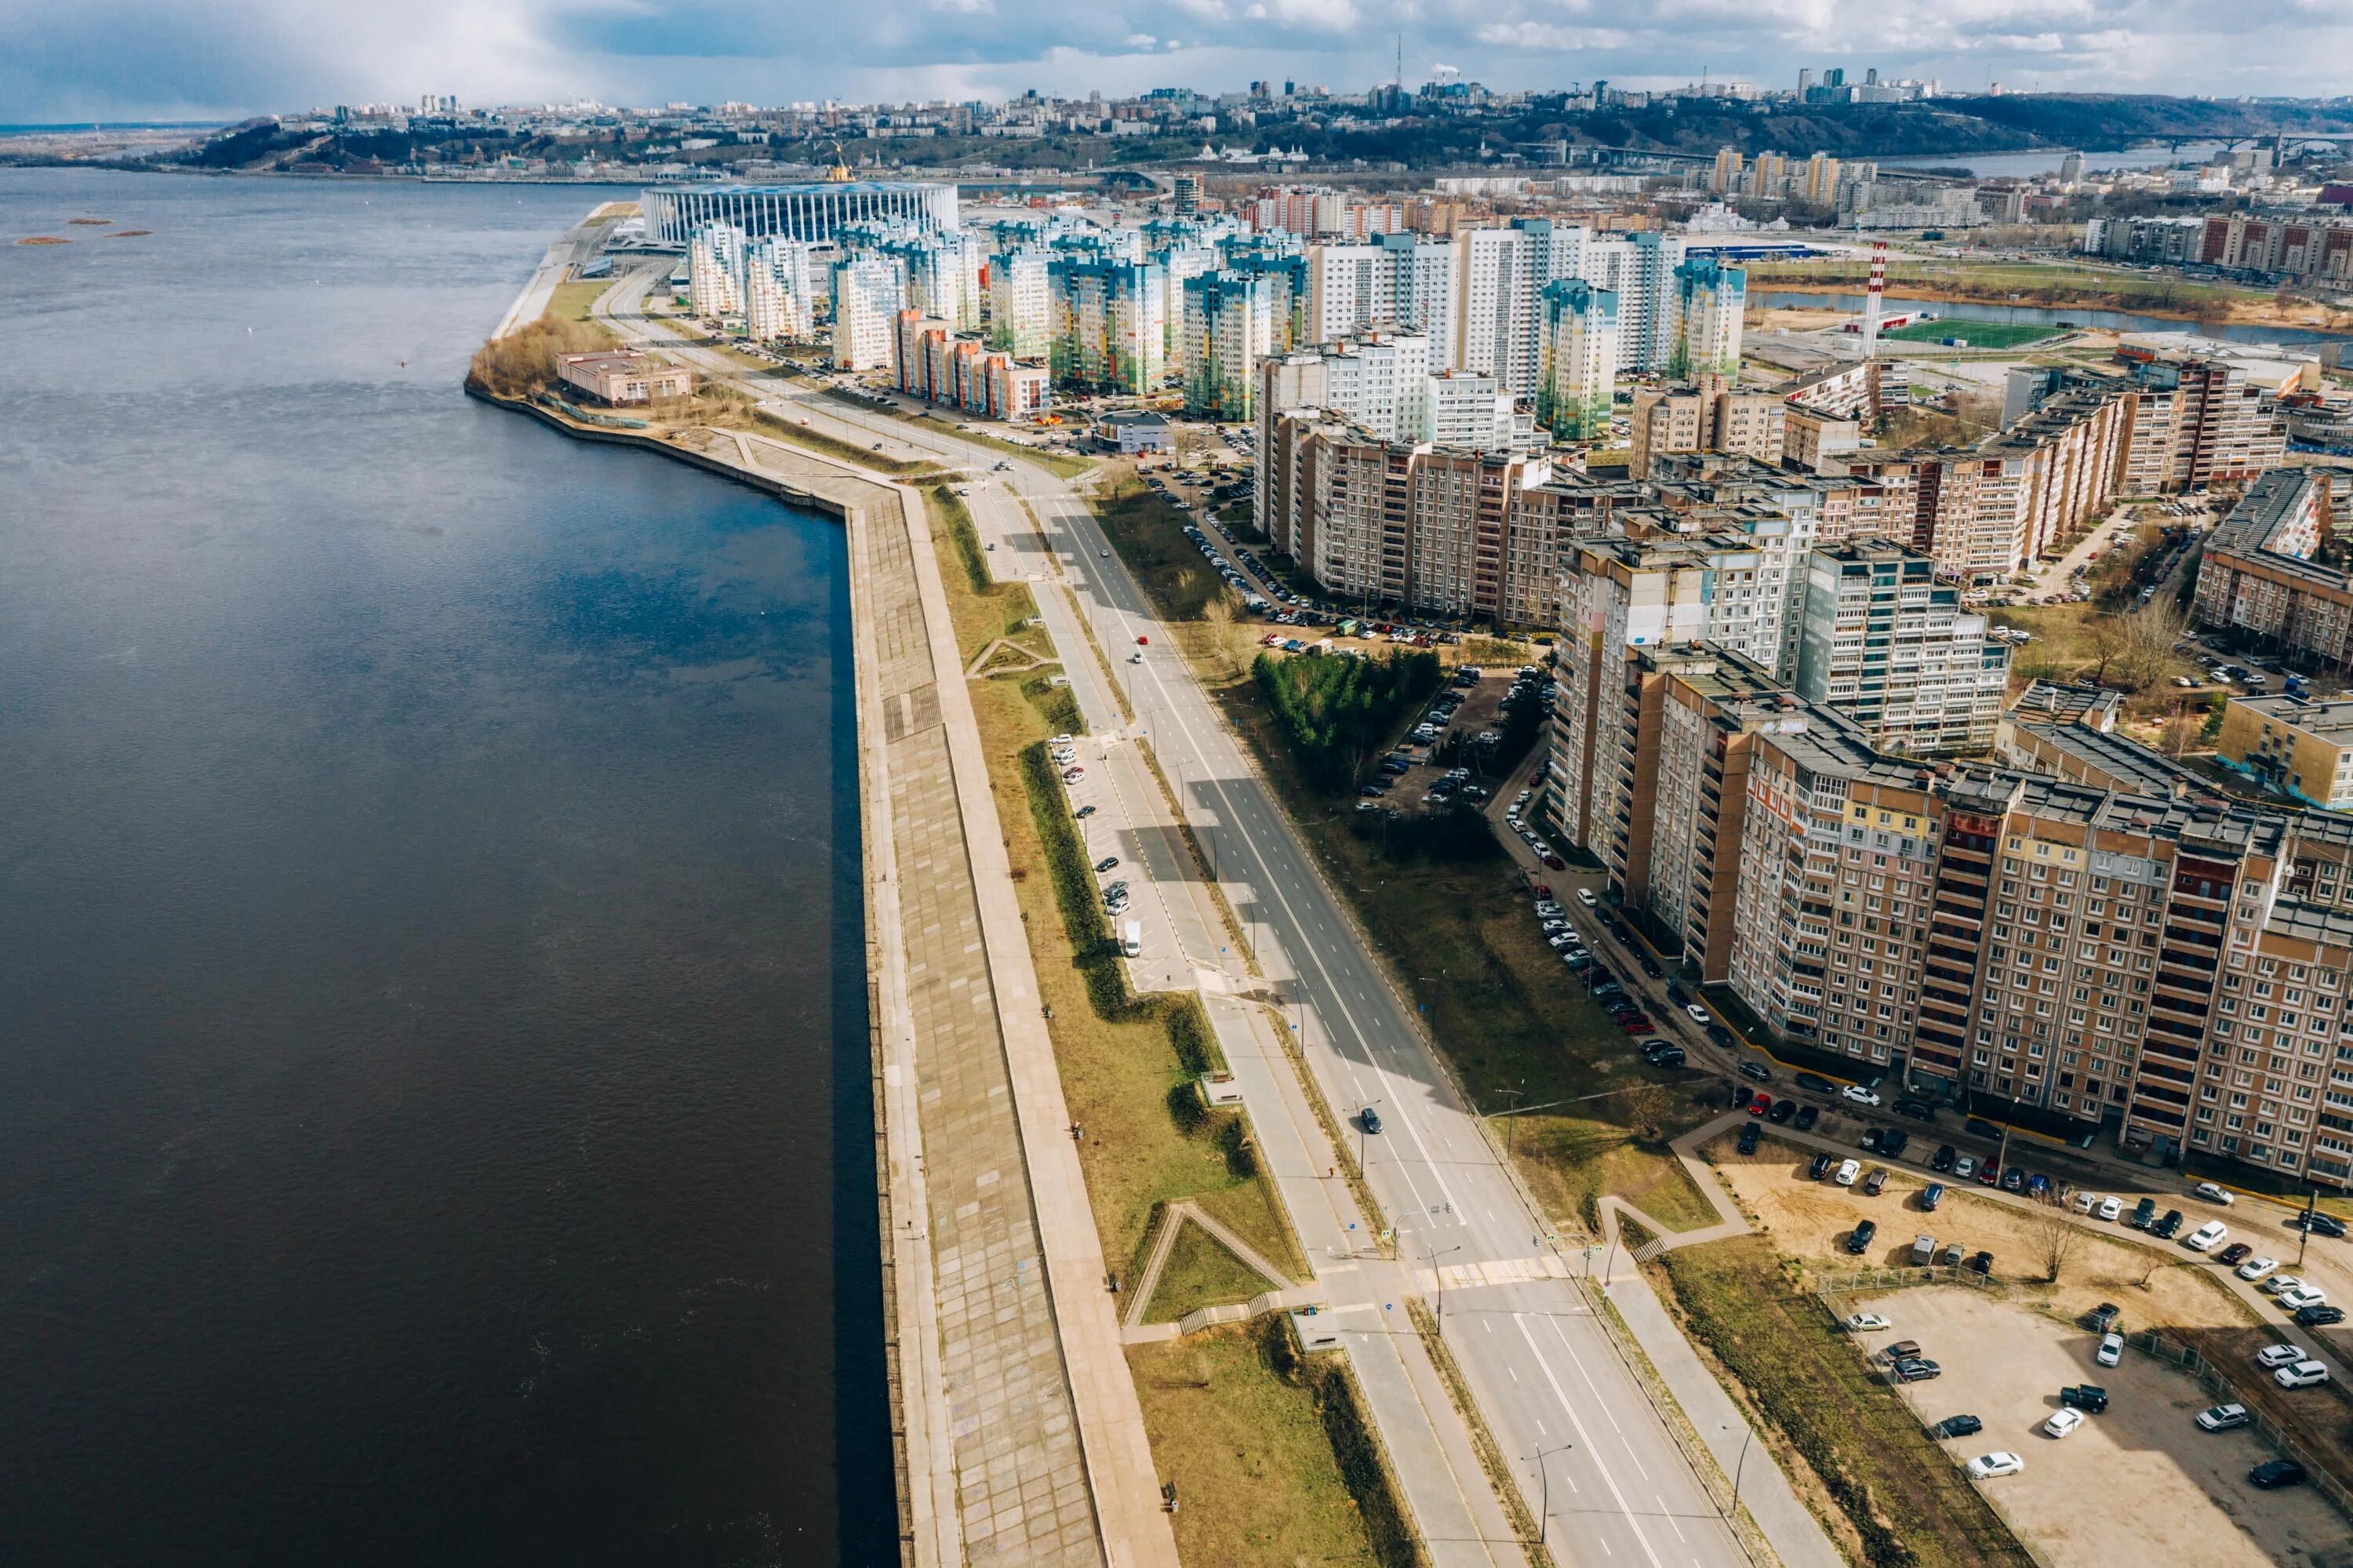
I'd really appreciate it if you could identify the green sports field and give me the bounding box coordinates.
[1880,318,2059,349]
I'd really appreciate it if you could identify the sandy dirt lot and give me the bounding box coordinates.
[1705,1132,2259,1333]
[1860,1286,2351,1568]
[1704,1132,2353,1517]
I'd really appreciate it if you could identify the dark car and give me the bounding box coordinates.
[1968,1250,1994,1275]
[2129,1197,2158,1229]
[2060,1384,2109,1413]
[1864,1167,1889,1197]
[2294,1304,2348,1328]
[1793,1104,1820,1132]
[2290,1211,2348,1239]
[1737,1122,1762,1155]
[1707,1024,1739,1049]
[1360,1107,1382,1135]
[1637,955,1663,979]
[1930,1144,1957,1173]
[1930,1413,1983,1439]
[1646,1046,1687,1068]
[2250,1459,2310,1490]
[1964,1117,2002,1141]
[1881,1130,1911,1159]
[1093,856,1119,873]
[1074,804,1097,820]
[1809,1151,1835,1181]
[1667,983,1689,1008]
[1860,1128,1885,1154]
[2216,1242,2253,1268]
[1795,1073,1836,1094]
[1769,1099,1797,1124]
[2086,1302,2122,1333]
[1920,1182,1945,1212]
[2151,1209,2184,1239]
[1737,1060,1773,1083]
[1892,1358,1942,1383]
[1895,1098,1937,1121]
[1846,1220,1878,1255]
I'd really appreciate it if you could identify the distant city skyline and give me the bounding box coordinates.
[5,0,2353,126]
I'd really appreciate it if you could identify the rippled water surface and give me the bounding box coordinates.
[0,169,889,1565]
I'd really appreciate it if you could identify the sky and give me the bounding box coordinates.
[3,0,2351,124]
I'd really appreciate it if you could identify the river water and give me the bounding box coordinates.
[0,169,890,1564]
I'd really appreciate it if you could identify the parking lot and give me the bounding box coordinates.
[1862,1286,2349,1568]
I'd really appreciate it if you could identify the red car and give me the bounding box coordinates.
[1542,854,1566,870]
[1620,1017,1656,1035]
[1136,635,1150,646]
[1976,1162,2001,1186]
[1747,1091,1772,1116]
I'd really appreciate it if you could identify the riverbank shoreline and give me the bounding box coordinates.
[1751,270,2353,337]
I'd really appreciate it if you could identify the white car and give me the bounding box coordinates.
[1686,1004,1711,1024]
[2277,1286,2328,1312]
[1835,1159,1860,1187]
[2264,1275,2308,1297]
[2238,1257,2279,1282]
[2196,1402,2249,1432]
[2097,1196,2123,1222]
[2096,1332,2124,1367]
[1576,888,1598,907]
[2276,1360,2332,1390]
[1966,1453,2024,1479]
[2072,1191,2098,1214]
[2255,1342,2308,1370]
[2184,1221,2228,1252]
[2043,1409,2084,1439]
[2193,1181,2235,1206]
[1842,1085,1883,1108]
[1846,1312,1892,1333]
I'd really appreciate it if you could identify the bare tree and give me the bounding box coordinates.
[2158,706,2204,758]
[2031,1208,2082,1284]
[2118,598,2187,690]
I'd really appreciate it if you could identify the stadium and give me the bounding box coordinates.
[639,182,961,247]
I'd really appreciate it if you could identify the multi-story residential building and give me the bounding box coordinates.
[2191,467,2353,663]
[1535,279,1617,442]
[1630,379,1783,478]
[688,224,747,316]
[1291,427,1555,617]
[2196,212,2353,282]
[2218,696,2353,809]
[831,254,903,369]
[1668,255,1746,381]
[1452,226,1537,396]
[1580,231,1685,374]
[1793,544,2011,755]
[1178,270,1273,420]
[1046,257,1167,393]
[987,248,1053,359]
[744,262,806,342]
[1562,638,2353,1185]
[1802,152,1842,207]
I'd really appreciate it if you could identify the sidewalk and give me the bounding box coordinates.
[1603,1271,1847,1568]
[1202,995,1525,1568]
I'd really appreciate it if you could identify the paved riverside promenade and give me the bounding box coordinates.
[486,401,1177,1568]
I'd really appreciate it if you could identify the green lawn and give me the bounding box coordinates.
[749,408,944,480]
[1127,1324,1393,1568]
[1096,475,1232,622]
[1660,1237,2036,1568]
[1143,1221,1278,1323]
[1881,318,2057,350]
[821,391,1096,478]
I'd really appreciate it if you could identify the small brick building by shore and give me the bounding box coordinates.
[557,350,693,405]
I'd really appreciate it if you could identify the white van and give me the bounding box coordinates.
[1122,921,1142,958]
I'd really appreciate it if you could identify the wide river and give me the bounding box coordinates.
[0,169,890,1564]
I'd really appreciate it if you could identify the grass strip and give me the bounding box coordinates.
[1259,1315,1428,1568]
[1404,1297,1552,1566]
[750,406,943,478]
[1659,1236,2036,1568]
[821,391,1097,478]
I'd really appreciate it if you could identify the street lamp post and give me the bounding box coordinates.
[1426,1242,1464,1337]
[1358,1097,1384,1180]
[1527,1443,1574,1544]
[1720,1422,1755,1518]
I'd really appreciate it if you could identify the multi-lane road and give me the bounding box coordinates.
[592,260,1772,1567]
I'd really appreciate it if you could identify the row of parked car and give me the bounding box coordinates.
[1530,893,1689,1067]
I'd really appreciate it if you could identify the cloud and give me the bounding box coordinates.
[0,0,2348,122]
